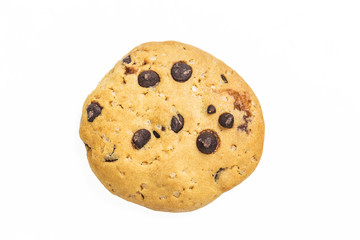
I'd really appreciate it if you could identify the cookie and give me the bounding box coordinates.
[79,41,265,212]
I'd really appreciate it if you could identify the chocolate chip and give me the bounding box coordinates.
[207,105,216,114]
[132,129,151,149]
[196,130,220,154]
[87,102,102,122]
[138,70,160,88]
[171,61,192,82]
[161,126,166,131]
[153,131,160,138]
[123,55,131,64]
[171,114,184,133]
[221,74,228,83]
[219,113,234,128]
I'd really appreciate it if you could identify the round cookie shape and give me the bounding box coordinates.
[79,41,265,212]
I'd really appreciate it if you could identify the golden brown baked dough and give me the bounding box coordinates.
[79,41,265,212]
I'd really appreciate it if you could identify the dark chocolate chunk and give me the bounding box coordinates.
[207,105,216,114]
[171,61,192,82]
[221,74,228,83]
[196,130,220,154]
[153,130,160,138]
[219,113,234,128]
[161,126,165,131]
[214,168,226,182]
[123,55,131,64]
[87,102,102,122]
[132,129,151,149]
[138,70,160,88]
[171,114,184,133]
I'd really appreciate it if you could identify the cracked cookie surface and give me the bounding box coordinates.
[79,41,265,212]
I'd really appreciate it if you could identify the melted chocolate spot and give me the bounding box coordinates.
[238,114,251,134]
[171,61,192,82]
[132,129,151,149]
[238,124,248,133]
[125,66,136,75]
[218,89,252,116]
[123,55,131,64]
[87,102,102,122]
[221,74,228,83]
[138,70,160,88]
[207,105,216,114]
[171,114,184,133]
[218,113,234,128]
[196,130,220,154]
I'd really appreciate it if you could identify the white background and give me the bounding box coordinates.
[1,0,359,239]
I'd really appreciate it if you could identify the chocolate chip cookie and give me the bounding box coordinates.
[79,41,265,212]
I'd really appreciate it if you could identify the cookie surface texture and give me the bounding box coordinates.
[79,41,265,212]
